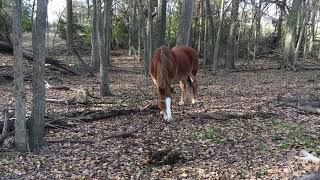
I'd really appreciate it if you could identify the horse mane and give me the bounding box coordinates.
[156,46,173,97]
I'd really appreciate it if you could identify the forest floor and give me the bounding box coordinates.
[0,43,320,179]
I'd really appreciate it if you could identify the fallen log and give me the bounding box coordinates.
[0,40,79,75]
[190,111,278,121]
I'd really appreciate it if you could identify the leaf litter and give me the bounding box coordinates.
[0,52,319,179]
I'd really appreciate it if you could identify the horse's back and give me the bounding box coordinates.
[171,45,198,76]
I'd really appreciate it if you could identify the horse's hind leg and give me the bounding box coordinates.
[189,75,197,104]
[179,80,186,105]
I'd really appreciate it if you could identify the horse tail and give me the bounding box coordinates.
[156,47,171,96]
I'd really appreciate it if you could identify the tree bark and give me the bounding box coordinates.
[30,0,48,152]
[212,0,225,72]
[197,1,203,56]
[12,0,28,151]
[295,0,313,62]
[128,0,134,56]
[275,0,286,47]
[176,0,193,45]
[227,0,239,69]
[154,0,167,49]
[66,0,73,50]
[308,6,316,53]
[284,0,300,68]
[204,0,214,69]
[98,0,112,96]
[91,0,99,70]
[252,0,263,62]
[104,0,113,67]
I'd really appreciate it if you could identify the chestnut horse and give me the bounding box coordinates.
[150,45,198,122]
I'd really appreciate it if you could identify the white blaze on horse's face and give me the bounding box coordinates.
[164,97,173,122]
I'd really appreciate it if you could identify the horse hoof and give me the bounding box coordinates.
[165,117,173,122]
[191,99,198,104]
[179,101,185,106]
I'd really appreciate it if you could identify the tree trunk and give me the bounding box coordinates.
[30,0,48,153]
[91,0,99,70]
[12,0,28,152]
[176,0,193,45]
[204,0,214,69]
[275,0,285,47]
[295,0,313,62]
[66,0,73,50]
[227,0,239,69]
[197,1,203,55]
[104,0,113,67]
[308,6,316,53]
[283,0,300,68]
[252,0,262,62]
[99,0,112,96]
[212,0,225,71]
[31,0,36,25]
[144,0,152,75]
[128,0,134,56]
[154,0,167,49]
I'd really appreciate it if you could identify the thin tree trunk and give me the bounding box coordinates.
[99,0,112,96]
[302,26,308,61]
[204,0,214,69]
[31,0,36,25]
[66,0,73,50]
[128,0,134,56]
[104,0,113,67]
[91,0,99,70]
[30,0,48,152]
[212,0,225,71]
[252,0,262,62]
[308,5,317,53]
[295,0,313,62]
[145,0,152,75]
[12,0,28,152]
[275,0,285,47]
[176,0,194,45]
[227,0,239,69]
[197,1,203,55]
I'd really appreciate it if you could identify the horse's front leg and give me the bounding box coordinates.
[179,80,186,105]
[190,75,198,104]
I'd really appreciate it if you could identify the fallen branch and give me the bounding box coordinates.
[190,111,277,121]
[102,121,151,140]
[47,139,94,144]
[295,149,320,162]
[0,109,9,145]
[0,40,79,75]
[45,81,71,91]
[297,105,320,115]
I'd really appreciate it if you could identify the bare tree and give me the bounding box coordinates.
[295,0,314,61]
[176,0,193,45]
[12,0,28,151]
[308,5,317,53]
[91,0,99,70]
[29,0,48,152]
[212,0,225,72]
[66,0,73,50]
[283,0,301,68]
[98,0,112,96]
[227,0,239,69]
[204,0,214,69]
[154,0,167,49]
